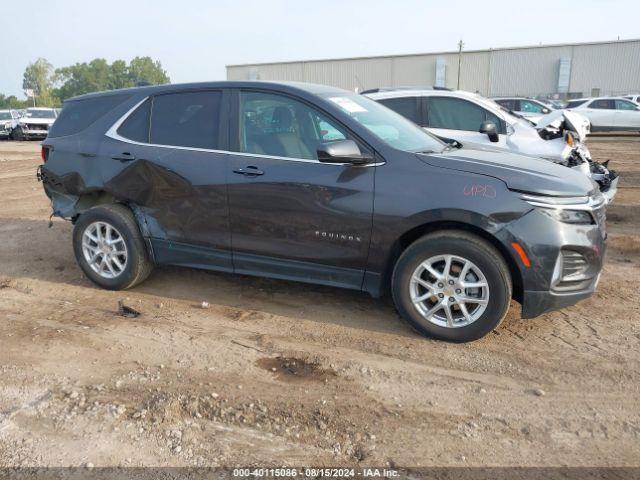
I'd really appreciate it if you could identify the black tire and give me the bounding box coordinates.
[73,204,153,290]
[392,230,512,342]
[11,128,23,141]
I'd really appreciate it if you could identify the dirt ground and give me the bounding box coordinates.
[0,137,638,469]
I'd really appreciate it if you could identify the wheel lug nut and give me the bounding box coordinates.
[437,283,443,288]
[448,280,454,285]
[438,293,444,298]
[456,289,461,294]
[449,297,455,302]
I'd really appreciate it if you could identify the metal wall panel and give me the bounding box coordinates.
[570,40,640,96]
[226,40,640,97]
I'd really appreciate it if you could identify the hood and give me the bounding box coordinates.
[19,117,55,125]
[535,110,590,142]
[418,148,596,197]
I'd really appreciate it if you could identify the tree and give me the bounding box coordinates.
[127,56,170,86]
[22,58,57,106]
[0,94,28,109]
[54,56,170,101]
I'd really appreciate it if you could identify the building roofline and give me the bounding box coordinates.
[226,37,640,68]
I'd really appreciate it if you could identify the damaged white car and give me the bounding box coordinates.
[12,107,58,140]
[365,88,618,203]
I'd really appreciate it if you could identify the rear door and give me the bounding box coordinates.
[226,89,375,289]
[103,89,233,270]
[613,99,640,129]
[424,96,508,149]
[583,99,616,129]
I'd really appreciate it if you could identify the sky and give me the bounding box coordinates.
[2,0,639,98]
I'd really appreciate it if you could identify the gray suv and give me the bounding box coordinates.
[39,81,607,342]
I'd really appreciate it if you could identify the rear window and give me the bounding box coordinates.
[149,91,222,149]
[49,94,131,137]
[566,100,588,108]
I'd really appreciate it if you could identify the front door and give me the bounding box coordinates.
[226,90,375,289]
[424,96,508,150]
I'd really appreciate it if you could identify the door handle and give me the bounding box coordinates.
[112,152,136,162]
[233,166,264,176]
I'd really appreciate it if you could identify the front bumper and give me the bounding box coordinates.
[20,128,48,138]
[497,208,606,319]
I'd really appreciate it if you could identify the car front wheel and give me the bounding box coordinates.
[72,204,153,290]
[392,231,512,342]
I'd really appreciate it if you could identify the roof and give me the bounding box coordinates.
[66,80,349,102]
[226,38,640,68]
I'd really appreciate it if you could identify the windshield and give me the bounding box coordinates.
[321,93,444,153]
[0,112,12,120]
[26,109,56,119]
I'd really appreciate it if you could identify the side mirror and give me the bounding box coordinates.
[317,139,371,164]
[479,121,500,143]
[542,108,550,114]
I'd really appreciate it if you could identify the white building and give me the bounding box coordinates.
[227,38,640,98]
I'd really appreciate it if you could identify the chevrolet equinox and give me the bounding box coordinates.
[39,82,607,342]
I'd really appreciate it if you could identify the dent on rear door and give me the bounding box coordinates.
[97,137,231,264]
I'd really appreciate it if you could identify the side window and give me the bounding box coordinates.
[48,94,131,138]
[494,99,518,111]
[428,97,502,133]
[615,99,637,110]
[150,91,222,149]
[117,99,151,143]
[378,97,421,125]
[520,100,545,113]
[238,91,350,160]
[566,100,588,108]
[589,99,614,109]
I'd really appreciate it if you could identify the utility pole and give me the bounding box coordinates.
[457,40,464,90]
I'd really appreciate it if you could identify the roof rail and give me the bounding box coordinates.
[360,86,452,95]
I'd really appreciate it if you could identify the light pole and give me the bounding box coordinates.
[457,40,464,90]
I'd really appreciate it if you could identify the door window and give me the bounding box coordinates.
[615,99,638,110]
[150,91,222,149]
[427,97,503,132]
[494,99,518,111]
[520,100,546,113]
[238,91,349,160]
[378,97,421,125]
[588,99,615,109]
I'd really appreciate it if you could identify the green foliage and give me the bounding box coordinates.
[54,56,170,101]
[22,58,59,107]
[0,94,29,109]
[1,56,170,108]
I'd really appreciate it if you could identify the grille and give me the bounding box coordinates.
[26,123,48,131]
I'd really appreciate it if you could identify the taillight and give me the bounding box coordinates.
[41,145,51,163]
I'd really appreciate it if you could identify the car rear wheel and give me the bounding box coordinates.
[392,231,512,342]
[73,204,153,290]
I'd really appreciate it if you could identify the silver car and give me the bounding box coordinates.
[0,109,20,139]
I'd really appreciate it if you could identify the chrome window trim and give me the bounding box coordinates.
[105,96,383,167]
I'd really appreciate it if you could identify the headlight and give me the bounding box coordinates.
[540,208,593,224]
[565,131,574,146]
[519,192,604,225]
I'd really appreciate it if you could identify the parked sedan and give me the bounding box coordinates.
[492,97,554,124]
[365,88,618,203]
[12,107,58,140]
[0,109,20,139]
[565,97,640,132]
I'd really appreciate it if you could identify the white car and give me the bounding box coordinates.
[365,88,618,203]
[13,107,58,140]
[0,109,20,139]
[623,94,640,104]
[565,97,640,132]
[492,97,554,124]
